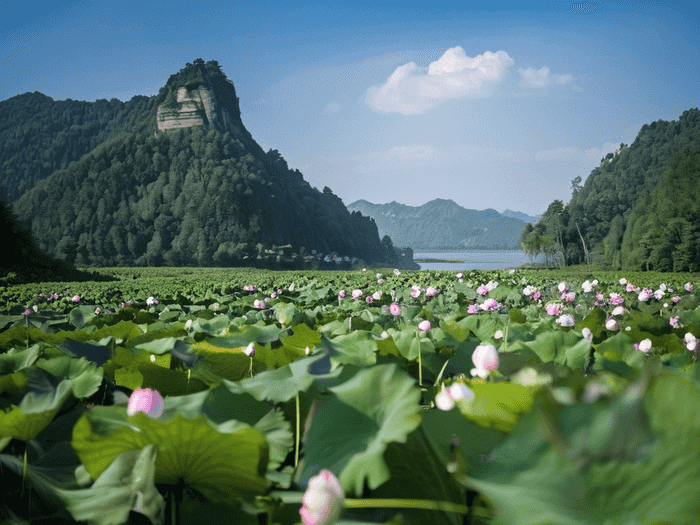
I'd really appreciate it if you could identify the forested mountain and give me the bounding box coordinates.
[502,209,541,225]
[522,108,700,271]
[5,59,397,267]
[347,198,528,250]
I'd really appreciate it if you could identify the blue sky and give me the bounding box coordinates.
[2,0,699,216]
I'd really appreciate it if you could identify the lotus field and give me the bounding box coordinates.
[2,266,700,525]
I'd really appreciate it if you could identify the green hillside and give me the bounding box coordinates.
[6,59,398,268]
[522,108,700,271]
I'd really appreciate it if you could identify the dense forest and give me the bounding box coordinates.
[3,59,399,268]
[521,108,700,271]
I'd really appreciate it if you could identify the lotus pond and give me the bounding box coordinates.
[1,266,700,525]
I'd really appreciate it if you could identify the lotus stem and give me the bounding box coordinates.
[345,498,469,514]
[295,392,300,468]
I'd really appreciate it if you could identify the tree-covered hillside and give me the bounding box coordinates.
[8,59,396,267]
[522,108,700,271]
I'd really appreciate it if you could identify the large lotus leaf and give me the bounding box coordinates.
[346,427,467,525]
[318,331,378,367]
[200,384,293,471]
[56,338,114,366]
[0,344,42,373]
[465,366,700,525]
[457,381,537,433]
[191,340,259,383]
[273,302,303,326]
[53,444,165,525]
[69,305,99,329]
[460,315,501,342]
[279,323,322,354]
[510,329,591,370]
[135,336,191,356]
[299,364,422,495]
[592,332,647,370]
[0,374,74,441]
[33,355,104,399]
[222,350,343,403]
[421,406,508,470]
[436,316,471,343]
[578,308,607,340]
[71,403,270,507]
[386,327,435,362]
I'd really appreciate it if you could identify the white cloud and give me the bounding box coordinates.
[365,47,514,115]
[323,101,341,114]
[518,66,573,89]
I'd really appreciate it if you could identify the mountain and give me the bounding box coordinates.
[523,107,700,271]
[6,59,398,268]
[347,198,528,250]
[502,209,541,225]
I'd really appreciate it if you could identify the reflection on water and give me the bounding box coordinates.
[413,251,533,271]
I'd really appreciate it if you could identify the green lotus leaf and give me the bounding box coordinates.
[299,364,422,495]
[53,444,165,525]
[71,404,270,506]
[33,355,104,399]
[465,364,700,525]
[0,344,42,373]
[511,329,592,370]
[457,381,537,433]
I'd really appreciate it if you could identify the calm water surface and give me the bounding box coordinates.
[413,250,533,271]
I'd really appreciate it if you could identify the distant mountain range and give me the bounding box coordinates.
[347,199,534,250]
[502,209,541,225]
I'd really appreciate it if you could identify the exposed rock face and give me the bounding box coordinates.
[157,87,212,131]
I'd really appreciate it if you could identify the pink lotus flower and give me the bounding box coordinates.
[467,304,478,314]
[471,344,499,378]
[672,296,680,303]
[300,470,344,525]
[244,342,256,357]
[546,303,563,316]
[377,279,385,285]
[670,316,680,329]
[425,286,437,297]
[390,303,401,316]
[338,290,346,298]
[562,292,576,303]
[482,298,499,311]
[418,320,431,331]
[365,296,373,304]
[253,299,266,309]
[22,308,31,316]
[605,319,619,331]
[435,383,475,411]
[486,281,498,291]
[72,295,81,303]
[411,288,421,299]
[494,330,504,340]
[476,285,488,296]
[351,289,362,299]
[626,283,638,293]
[94,307,101,315]
[533,291,541,300]
[684,283,694,292]
[636,339,652,353]
[638,289,652,302]
[127,388,164,419]
[609,293,624,305]
[556,314,575,327]
[581,327,593,342]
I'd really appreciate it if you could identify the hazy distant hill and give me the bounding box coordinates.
[7,59,399,267]
[502,209,541,225]
[347,198,528,250]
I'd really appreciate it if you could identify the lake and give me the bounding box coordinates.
[413,250,534,271]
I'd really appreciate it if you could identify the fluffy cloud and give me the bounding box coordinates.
[365,47,514,115]
[518,66,573,88]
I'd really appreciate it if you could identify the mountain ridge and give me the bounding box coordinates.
[347,198,529,250]
[7,59,399,268]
